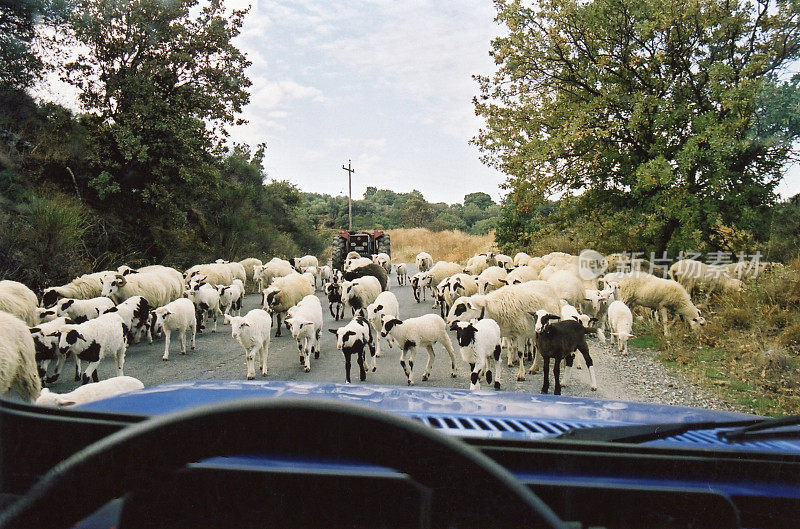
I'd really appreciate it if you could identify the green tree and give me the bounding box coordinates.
[464,191,494,210]
[475,0,800,253]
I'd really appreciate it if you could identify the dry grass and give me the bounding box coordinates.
[388,228,494,264]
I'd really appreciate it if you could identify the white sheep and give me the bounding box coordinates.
[446,281,560,381]
[559,300,581,322]
[0,311,42,402]
[34,307,59,324]
[35,376,144,407]
[102,295,152,344]
[291,255,319,272]
[415,252,433,273]
[41,271,109,308]
[318,265,333,285]
[152,297,197,361]
[30,316,74,384]
[373,252,392,275]
[54,296,115,323]
[364,290,400,360]
[0,280,38,326]
[184,262,237,289]
[463,254,492,275]
[513,252,531,267]
[102,269,181,308]
[301,271,317,290]
[395,263,408,286]
[119,266,184,298]
[286,295,323,373]
[185,282,222,333]
[217,279,245,320]
[477,266,508,294]
[546,270,586,307]
[341,276,382,316]
[226,309,272,380]
[380,313,457,385]
[238,257,263,291]
[58,312,128,384]
[421,261,462,291]
[501,265,539,286]
[493,254,514,271]
[329,315,376,384]
[607,300,634,355]
[451,318,503,390]
[668,259,743,296]
[410,272,429,302]
[444,274,479,307]
[616,272,706,333]
[254,258,294,294]
[263,272,315,337]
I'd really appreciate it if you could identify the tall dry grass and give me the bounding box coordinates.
[388,228,494,264]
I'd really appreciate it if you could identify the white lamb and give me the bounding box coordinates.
[341,276,382,316]
[54,296,115,323]
[395,263,408,286]
[286,294,324,373]
[607,300,634,355]
[152,298,197,361]
[318,265,333,285]
[329,315,376,384]
[34,307,59,324]
[380,313,457,385]
[0,311,42,402]
[36,376,144,407]
[226,309,272,380]
[0,280,38,326]
[58,312,128,384]
[102,295,152,344]
[373,252,392,275]
[30,316,74,384]
[415,252,433,273]
[477,266,508,294]
[217,279,245,320]
[41,271,109,308]
[451,318,503,390]
[263,272,315,337]
[185,282,222,333]
[364,290,400,360]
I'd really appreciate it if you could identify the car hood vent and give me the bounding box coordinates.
[409,412,593,440]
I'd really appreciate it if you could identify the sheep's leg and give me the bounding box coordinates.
[314,329,321,359]
[329,303,336,320]
[303,339,311,372]
[440,333,457,377]
[274,313,282,337]
[367,332,377,372]
[82,361,100,385]
[179,329,187,355]
[577,342,597,391]
[491,343,502,390]
[420,345,434,382]
[553,357,562,395]
[529,346,541,374]
[562,354,574,386]
[115,345,125,377]
[471,354,486,391]
[162,330,172,361]
[400,347,415,386]
[344,351,352,384]
[190,321,196,350]
[260,340,269,376]
[211,310,218,333]
[540,356,550,394]
[516,342,526,381]
[47,355,67,384]
[246,345,258,380]
[503,337,515,367]
[357,348,366,382]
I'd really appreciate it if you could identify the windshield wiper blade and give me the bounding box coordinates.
[556,419,758,443]
[716,414,800,442]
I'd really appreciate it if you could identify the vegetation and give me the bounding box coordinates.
[387,228,495,264]
[302,188,499,235]
[476,0,800,257]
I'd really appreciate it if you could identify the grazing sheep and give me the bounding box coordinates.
[342,276,382,316]
[291,255,319,272]
[254,258,295,295]
[494,254,514,271]
[451,318,503,390]
[373,252,392,275]
[30,316,74,384]
[415,252,433,273]
[0,280,38,326]
[217,279,245,320]
[329,316,376,384]
[263,272,315,337]
[530,311,597,395]
[617,273,706,332]
[501,266,539,286]
[477,266,508,294]
[344,261,389,291]
[446,281,560,381]
[513,252,532,267]
[364,290,400,359]
[102,296,152,344]
[54,297,115,324]
[185,282,222,333]
[58,312,128,384]
[286,295,324,373]
[102,270,181,308]
[668,259,743,296]
[226,309,272,380]
[35,376,143,407]
[0,311,42,402]
[607,301,634,355]
[396,263,408,286]
[380,313,457,385]
[325,282,344,321]
[152,298,197,361]
[41,271,109,308]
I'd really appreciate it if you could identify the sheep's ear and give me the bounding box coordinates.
[240,321,249,327]
[65,330,82,344]
[224,315,232,324]
[328,328,338,334]
[374,304,383,311]
[55,396,76,407]
[498,279,508,285]
[29,327,40,334]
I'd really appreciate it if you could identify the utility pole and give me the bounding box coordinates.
[342,159,354,231]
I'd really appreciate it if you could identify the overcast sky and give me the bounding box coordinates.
[39,0,800,204]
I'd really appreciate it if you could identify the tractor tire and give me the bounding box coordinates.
[377,233,391,258]
[331,234,347,272]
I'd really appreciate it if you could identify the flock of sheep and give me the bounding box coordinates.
[0,246,773,407]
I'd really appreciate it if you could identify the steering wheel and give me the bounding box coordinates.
[0,399,565,529]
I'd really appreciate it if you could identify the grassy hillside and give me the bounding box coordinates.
[388,228,494,264]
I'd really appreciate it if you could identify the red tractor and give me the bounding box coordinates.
[331,230,391,271]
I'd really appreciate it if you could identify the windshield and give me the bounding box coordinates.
[1,0,799,429]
